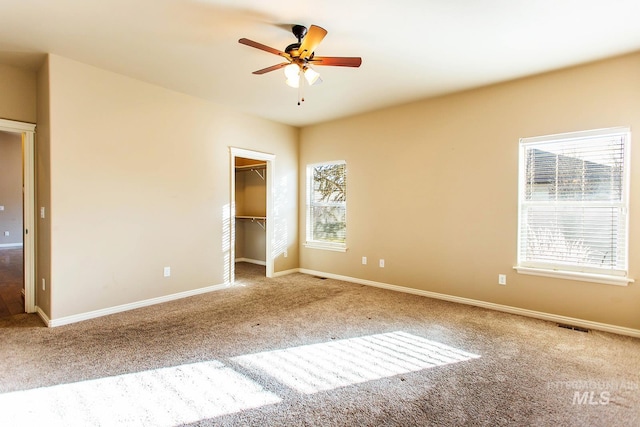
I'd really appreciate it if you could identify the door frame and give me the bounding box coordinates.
[229,147,275,283]
[0,118,36,313]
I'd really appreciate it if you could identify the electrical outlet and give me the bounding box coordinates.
[3,231,8,237]
[498,274,507,285]
[379,259,385,268]
[362,256,367,265]
[284,250,288,258]
[40,207,45,218]
[42,278,46,291]
[163,266,171,277]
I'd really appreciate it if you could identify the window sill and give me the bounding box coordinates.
[304,242,347,253]
[514,266,633,286]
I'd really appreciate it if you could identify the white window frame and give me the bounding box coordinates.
[515,127,633,286]
[304,160,347,252]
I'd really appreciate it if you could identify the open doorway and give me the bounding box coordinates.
[0,119,36,315]
[0,131,24,316]
[229,148,275,284]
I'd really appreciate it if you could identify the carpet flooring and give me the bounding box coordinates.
[0,262,638,426]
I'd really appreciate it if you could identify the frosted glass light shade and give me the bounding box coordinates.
[303,67,321,85]
[284,64,300,87]
[283,64,322,88]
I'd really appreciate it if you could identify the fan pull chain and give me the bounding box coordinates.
[298,70,305,106]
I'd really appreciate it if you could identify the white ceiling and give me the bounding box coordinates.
[1,0,639,127]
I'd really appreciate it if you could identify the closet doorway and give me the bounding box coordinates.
[229,148,275,284]
[0,119,36,314]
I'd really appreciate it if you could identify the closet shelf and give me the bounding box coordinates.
[235,215,266,230]
[235,164,266,180]
[235,164,266,171]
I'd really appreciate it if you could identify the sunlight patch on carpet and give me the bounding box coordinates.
[233,331,481,394]
[0,360,280,426]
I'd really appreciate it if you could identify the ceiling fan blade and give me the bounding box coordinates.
[239,38,289,58]
[252,63,290,75]
[308,56,362,67]
[298,25,327,59]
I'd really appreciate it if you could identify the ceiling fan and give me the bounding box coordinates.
[239,24,362,104]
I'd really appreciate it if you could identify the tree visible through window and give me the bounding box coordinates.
[517,127,630,281]
[306,161,346,250]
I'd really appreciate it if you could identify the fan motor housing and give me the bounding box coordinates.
[292,25,307,41]
[286,25,308,58]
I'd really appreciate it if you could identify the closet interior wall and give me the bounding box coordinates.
[234,157,267,266]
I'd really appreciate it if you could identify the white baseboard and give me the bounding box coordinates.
[235,258,266,266]
[38,266,640,338]
[272,268,299,278]
[0,243,23,248]
[47,283,229,327]
[298,268,640,339]
[36,306,51,326]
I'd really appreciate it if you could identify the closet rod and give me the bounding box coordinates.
[235,164,266,180]
[235,216,266,230]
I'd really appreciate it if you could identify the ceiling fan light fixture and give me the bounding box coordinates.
[284,63,301,88]
[285,77,299,88]
[240,24,360,101]
[303,67,321,85]
[284,63,299,79]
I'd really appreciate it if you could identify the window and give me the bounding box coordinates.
[305,161,347,251]
[516,127,632,285]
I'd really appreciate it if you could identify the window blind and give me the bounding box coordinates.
[307,162,347,246]
[518,128,630,276]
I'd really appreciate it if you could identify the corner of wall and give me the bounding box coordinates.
[35,54,52,319]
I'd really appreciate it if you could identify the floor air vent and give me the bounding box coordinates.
[558,323,589,333]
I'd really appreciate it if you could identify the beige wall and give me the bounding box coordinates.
[36,57,52,316]
[0,63,36,123]
[299,52,640,330]
[0,131,23,246]
[44,54,298,320]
